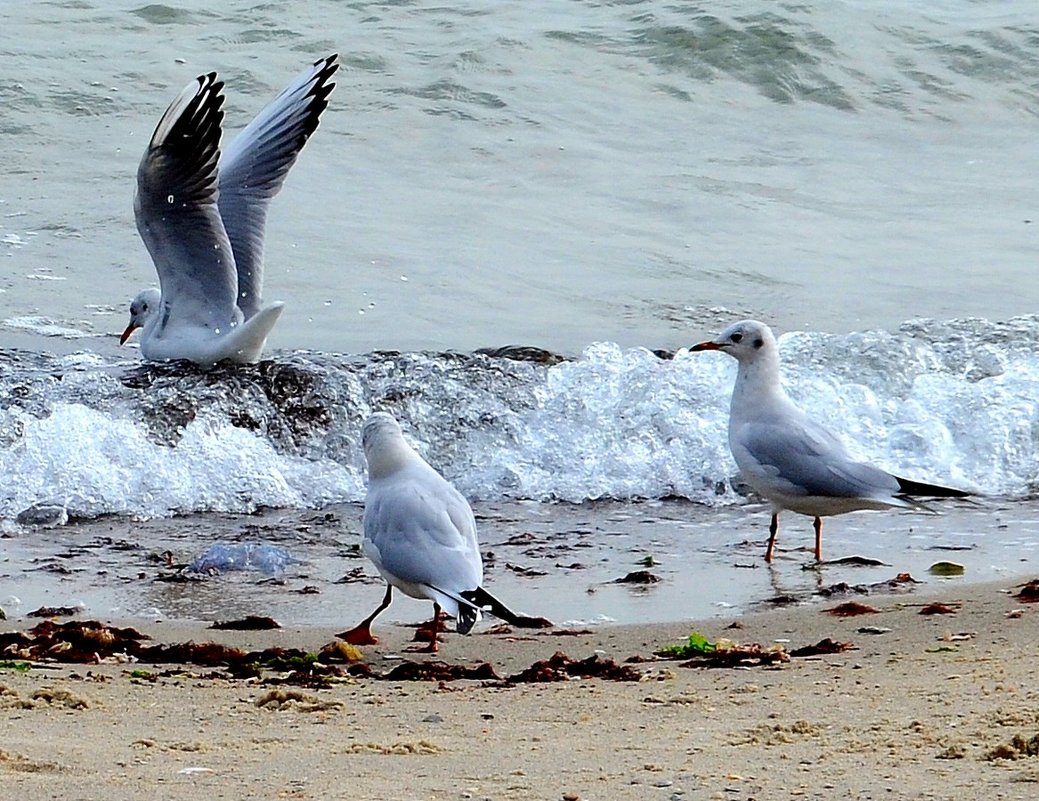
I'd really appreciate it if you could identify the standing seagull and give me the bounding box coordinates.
[691,320,969,563]
[339,413,547,651]
[120,54,339,365]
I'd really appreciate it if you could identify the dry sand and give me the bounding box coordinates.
[2,576,1037,801]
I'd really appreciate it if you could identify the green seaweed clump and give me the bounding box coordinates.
[657,631,716,658]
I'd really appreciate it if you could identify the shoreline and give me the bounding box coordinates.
[2,496,1035,630]
[2,576,1037,799]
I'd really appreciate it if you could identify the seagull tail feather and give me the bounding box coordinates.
[457,586,553,631]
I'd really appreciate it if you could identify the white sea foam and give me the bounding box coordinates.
[1,318,1037,522]
[455,342,737,503]
[0,403,364,521]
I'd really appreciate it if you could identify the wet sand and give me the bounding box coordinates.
[3,497,1035,628]
[2,576,1037,800]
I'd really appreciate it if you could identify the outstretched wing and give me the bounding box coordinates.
[134,73,240,333]
[218,53,339,318]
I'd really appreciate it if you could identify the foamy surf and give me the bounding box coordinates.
[1,315,1037,524]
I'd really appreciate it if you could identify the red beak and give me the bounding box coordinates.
[119,323,139,345]
[690,341,722,352]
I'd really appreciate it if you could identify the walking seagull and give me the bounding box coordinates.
[339,412,548,651]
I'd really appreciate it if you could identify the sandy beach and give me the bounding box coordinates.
[2,574,1037,801]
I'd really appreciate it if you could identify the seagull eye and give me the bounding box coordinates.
[753,338,764,349]
[730,332,743,344]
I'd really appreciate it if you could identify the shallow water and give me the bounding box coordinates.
[0,499,1032,628]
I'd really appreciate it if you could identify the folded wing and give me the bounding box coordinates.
[735,419,902,502]
[364,477,483,594]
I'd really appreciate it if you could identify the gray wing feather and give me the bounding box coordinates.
[218,54,338,318]
[737,419,900,500]
[364,475,482,592]
[134,73,240,332]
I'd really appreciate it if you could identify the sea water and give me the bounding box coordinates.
[3,1,1038,355]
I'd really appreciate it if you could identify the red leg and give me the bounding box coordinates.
[813,516,823,562]
[408,603,444,653]
[764,512,779,563]
[336,584,393,645]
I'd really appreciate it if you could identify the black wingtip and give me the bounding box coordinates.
[299,54,339,138]
[895,475,971,499]
[156,72,225,147]
[458,587,553,630]
[146,71,225,193]
[311,53,339,96]
[315,53,340,72]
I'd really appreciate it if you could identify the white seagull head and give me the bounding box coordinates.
[691,319,778,365]
[362,412,416,480]
[120,287,162,345]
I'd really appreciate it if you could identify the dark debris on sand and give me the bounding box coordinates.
[817,572,920,599]
[1012,579,1039,603]
[0,620,639,687]
[612,570,662,585]
[505,563,548,578]
[816,555,889,567]
[26,606,83,619]
[506,651,642,683]
[918,602,959,616]
[769,572,923,607]
[655,632,853,668]
[825,601,880,617]
[983,733,1039,761]
[209,615,282,630]
[0,620,349,687]
[676,645,789,669]
[789,638,854,658]
[359,650,641,684]
[511,615,555,629]
[378,660,502,682]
